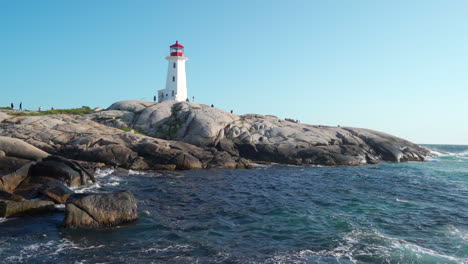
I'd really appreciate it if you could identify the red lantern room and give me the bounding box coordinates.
[170,41,185,56]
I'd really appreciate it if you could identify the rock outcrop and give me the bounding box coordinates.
[0,199,55,217]
[0,138,138,229]
[63,190,138,228]
[0,101,429,167]
[0,136,49,172]
[0,111,251,170]
[97,100,430,166]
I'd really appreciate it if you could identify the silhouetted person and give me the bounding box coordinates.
[186,98,189,102]
[230,110,233,113]
[192,96,195,102]
[211,104,214,107]
[19,102,22,111]
[10,103,13,109]
[153,95,156,102]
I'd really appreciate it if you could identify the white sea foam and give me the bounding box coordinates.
[141,244,192,253]
[251,163,274,169]
[429,149,468,159]
[448,225,468,242]
[262,228,466,264]
[72,182,102,193]
[6,239,105,263]
[396,198,410,203]
[128,169,147,175]
[0,217,12,224]
[94,168,115,178]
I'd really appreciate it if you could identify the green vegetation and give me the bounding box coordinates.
[120,127,146,136]
[8,108,95,116]
[171,103,183,116]
[0,107,12,110]
[157,119,185,138]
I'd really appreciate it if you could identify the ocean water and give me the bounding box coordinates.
[0,145,467,264]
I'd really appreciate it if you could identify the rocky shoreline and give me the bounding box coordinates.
[0,100,430,228]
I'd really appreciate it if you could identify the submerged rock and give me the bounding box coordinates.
[63,190,138,228]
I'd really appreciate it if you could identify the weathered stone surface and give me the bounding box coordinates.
[132,101,238,146]
[0,199,55,217]
[0,112,250,169]
[40,181,74,204]
[63,190,138,228]
[0,163,33,193]
[0,156,32,172]
[0,136,49,161]
[13,176,56,200]
[108,100,155,113]
[0,190,25,202]
[92,100,429,166]
[0,100,429,168]
[29,161,82,187]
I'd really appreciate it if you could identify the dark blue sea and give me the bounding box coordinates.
[0,145,467,264]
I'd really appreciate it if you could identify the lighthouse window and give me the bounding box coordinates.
[172,91,175,96]
[173,63,176,68]
[172,76,175,82]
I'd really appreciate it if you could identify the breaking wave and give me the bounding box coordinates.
[264,228,466,264]
[5,239,104,263]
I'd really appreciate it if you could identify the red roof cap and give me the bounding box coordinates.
[170,40,184,49]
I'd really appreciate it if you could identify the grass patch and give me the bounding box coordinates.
[0,107,12,110]
[120,127,146,136]
[8,108,95,116]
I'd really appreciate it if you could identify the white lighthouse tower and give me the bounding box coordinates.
[158,41,189,102]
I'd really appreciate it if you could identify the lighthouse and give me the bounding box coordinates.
[158,41,189,102]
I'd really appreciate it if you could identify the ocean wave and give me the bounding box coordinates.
[5,239,105,263]
[95,168,115,178]
[262,228,466,264]
[251,163,273,169]
[140,244,193,253]
[448,225,468,242]
[128,169,147,175]
[71,182,102,193]
[0,217,13,224]
[426,148,468,162]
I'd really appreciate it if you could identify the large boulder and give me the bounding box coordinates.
[0,156,32,172]
[0,190,24,202]
[40,181,74,204]
[0,199,55,217]
[107,100,155,112]
[0,163,34,193]
[0,136,49,161]
[132,101,238,146]
[28,156,95,187]
[63,190,138,228]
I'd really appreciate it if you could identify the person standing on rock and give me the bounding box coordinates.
[192,96,195,102]
[153,96,156,102]
[10,103,13,109]
[19,102,22,111]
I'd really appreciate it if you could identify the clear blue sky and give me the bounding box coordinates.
[1,0,467,144]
